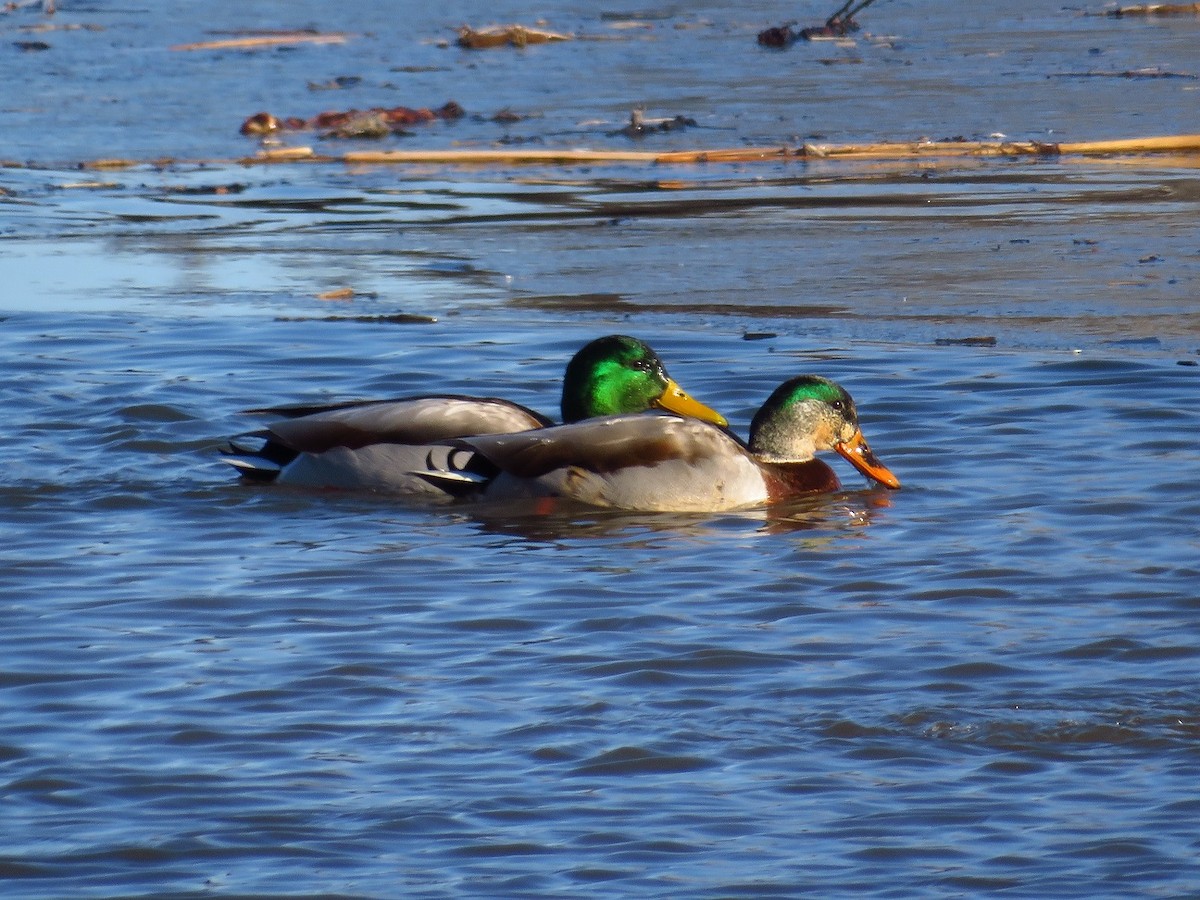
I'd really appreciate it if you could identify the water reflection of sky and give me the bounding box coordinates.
[6,167,1198,354]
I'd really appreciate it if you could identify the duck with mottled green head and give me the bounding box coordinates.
[220,335,726,495]
[420,375,900,512]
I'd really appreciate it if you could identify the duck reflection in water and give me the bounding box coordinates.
[453,490,897,542]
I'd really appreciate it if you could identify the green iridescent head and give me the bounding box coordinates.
[560,335,726,426]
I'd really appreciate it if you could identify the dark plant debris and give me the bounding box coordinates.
[307,75,362,91]
[275,313,438,325]
[240,102,464,137]
[479,107,541,124]
[19,22,102,32]
[160,183,248,196]
[1051,67,1197,79]
[935,336,998,347]
[599,9,675,21]
[320,113,392,140]
[1104,337,1162,346]
[758,0,877,47]
[610,108,698,138]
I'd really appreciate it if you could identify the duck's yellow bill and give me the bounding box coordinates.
[835,428,901,489]
[654,378,728,427]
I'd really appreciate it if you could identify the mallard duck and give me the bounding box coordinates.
[220,335,726,494]
[421,374,899,511]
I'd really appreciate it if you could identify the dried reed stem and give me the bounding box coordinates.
[171,33,348,51]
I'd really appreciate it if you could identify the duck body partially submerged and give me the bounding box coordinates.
[421,375,900,512]
[220,335,725,495]
[439,413,842,511]
[227,395,551,494]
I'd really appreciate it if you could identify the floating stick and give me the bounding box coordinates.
[171,32,348,51]
[32,133,1200,173]
[330,134,1200,165]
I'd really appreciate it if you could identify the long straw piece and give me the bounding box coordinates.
[334,134,1200,166]
[171,33,348,51]
[58,133,1200,172]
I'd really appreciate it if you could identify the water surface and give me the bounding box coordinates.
[2,1,1200,896]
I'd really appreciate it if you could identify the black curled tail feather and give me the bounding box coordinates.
[408,443,498,498]
[218,431,299,483]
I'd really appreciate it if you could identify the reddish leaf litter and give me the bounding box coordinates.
[240,102,465,138]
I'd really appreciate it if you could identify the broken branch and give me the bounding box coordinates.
[171,32,348,51]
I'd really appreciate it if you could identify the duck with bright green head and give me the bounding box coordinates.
[220,335,726,494]
[420,375,899,512]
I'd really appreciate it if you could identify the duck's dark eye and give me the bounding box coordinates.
[830,399,844,412]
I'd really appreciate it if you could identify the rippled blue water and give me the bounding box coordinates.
[4,1,1200,896]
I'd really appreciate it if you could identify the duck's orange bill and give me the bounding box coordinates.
[654,378,728,428]
[835,429,901,489]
